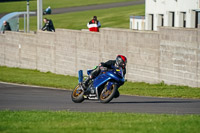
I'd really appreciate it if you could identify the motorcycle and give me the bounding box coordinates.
[71,66,125,103]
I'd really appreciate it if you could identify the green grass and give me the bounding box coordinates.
[0,66,78,89]
[19,4,145,31]
[0,110,200,133]
[0,66,200,99]
[0,0,136,14]
[121,81,200,99]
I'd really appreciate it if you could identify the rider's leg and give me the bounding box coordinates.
[82,66,101,89]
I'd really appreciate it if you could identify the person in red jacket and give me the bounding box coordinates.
[87,16,101,32]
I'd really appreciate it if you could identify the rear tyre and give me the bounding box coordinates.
[71,84,84,103]
[99,83,117,103]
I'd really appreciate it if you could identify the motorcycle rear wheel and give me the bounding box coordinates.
[99,83,117,103]
[71,84,84,103]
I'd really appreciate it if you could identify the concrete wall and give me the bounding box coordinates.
[159,27,199,87]
[0,27,199,87]
[101,29,160,83]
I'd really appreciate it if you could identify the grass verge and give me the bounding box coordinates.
[0,66,200,99]
[19,4,145,31]
[0,66,78,89]
[0,0,136,14]
[0,110,200,133]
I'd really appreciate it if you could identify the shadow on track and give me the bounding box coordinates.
[110,100,200,104]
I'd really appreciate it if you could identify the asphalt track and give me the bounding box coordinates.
[0,82,200,114]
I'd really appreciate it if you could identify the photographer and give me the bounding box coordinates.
[41,18,55,32]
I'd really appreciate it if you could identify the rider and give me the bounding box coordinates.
[82,55,127,97]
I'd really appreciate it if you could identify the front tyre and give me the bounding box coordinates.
[99,83,117,103]
[71,84,84,103]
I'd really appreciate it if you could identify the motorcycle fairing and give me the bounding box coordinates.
[93,73,111,89]
[92,71,124,89]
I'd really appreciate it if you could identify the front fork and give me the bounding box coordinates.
[107,82,114,90]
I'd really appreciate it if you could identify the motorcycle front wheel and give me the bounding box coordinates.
[99,83,117,103]
[71,84,84,103]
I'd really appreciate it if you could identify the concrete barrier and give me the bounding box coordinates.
[0,27,199,87]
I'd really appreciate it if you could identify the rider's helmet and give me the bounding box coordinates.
[116,55,127,68]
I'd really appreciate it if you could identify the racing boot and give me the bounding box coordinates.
[82,67,100,90]
[82,76,91,90]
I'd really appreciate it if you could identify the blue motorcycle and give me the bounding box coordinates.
[71,66,125,103]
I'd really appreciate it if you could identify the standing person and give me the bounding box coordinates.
[87,16,101,32]
[41,18,55,32]
[2,21,11,33]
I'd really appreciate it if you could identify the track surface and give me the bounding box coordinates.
[0,82,200,114]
